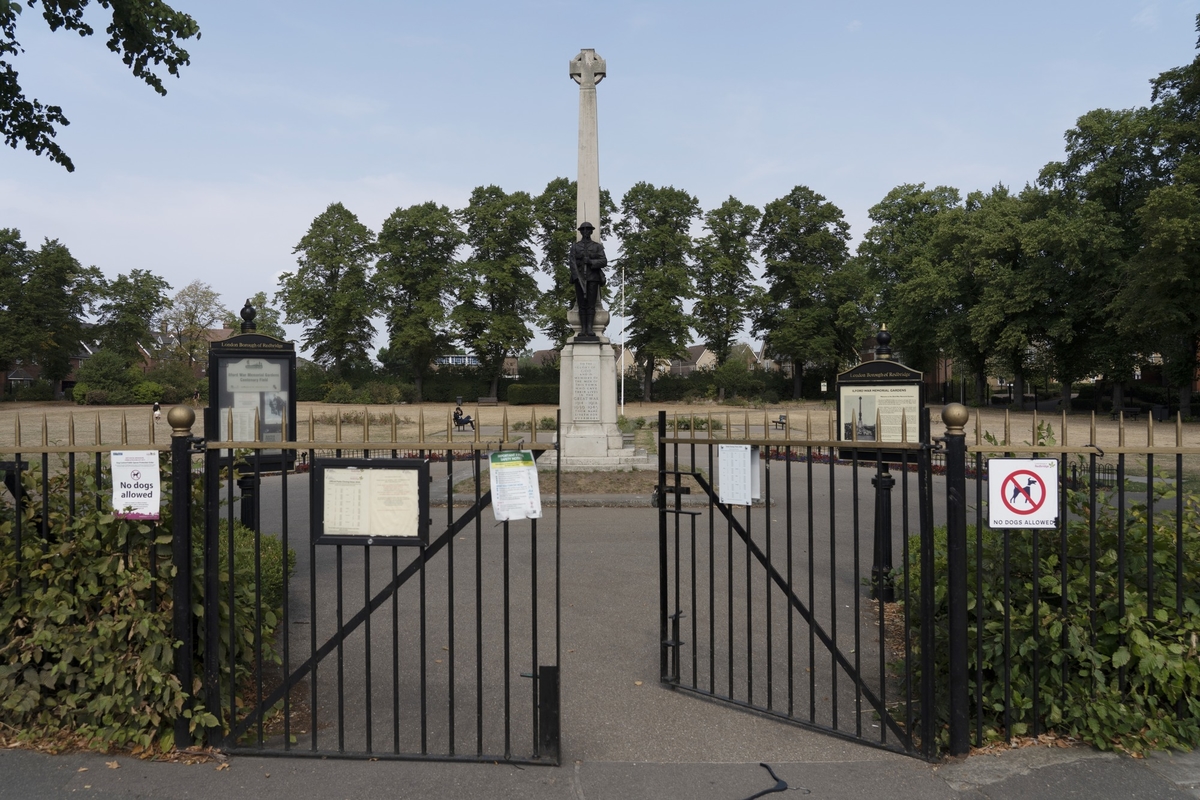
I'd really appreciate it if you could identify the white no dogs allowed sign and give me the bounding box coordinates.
[988,458,1059,529]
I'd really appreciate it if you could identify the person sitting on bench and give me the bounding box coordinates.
[454,406,475,431]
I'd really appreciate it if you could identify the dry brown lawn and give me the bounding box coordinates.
[1,399,1197,484]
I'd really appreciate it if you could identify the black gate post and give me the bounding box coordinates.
[943,403,970,756]
[170,406,196,748]
[657,410,670,683]
[202,407,223,743]
[870,463,895,601]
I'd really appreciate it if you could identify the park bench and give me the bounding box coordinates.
[1110,406,1141,421]
[771,414,787,430]
[454,417,472,432]
[477,397,499,407]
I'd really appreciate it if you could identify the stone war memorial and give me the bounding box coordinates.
[558,48,646,470]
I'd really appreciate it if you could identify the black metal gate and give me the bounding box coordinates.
[655,410,937,759]
[199,434,562,765]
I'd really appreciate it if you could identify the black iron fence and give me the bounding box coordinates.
[0,405,561,765]
[655,410,938,758]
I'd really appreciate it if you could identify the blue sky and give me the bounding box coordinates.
[2,1,1197,355]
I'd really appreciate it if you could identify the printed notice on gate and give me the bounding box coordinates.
[324,468,420,539]
[111,450,161,520]
[490,451,543,522]
[718,444,760,506]
[988,458,1059,528]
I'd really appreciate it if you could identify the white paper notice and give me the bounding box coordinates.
[111,450,161,520]
[490,451,543,522]
[324,468,420,539]
[718,444,760,506]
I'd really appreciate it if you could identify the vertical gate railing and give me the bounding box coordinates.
[200,405,563,765]
[942,405,1200,752]
[656,409,937,758]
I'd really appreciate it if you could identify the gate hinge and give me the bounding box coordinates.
[186,436,206,455]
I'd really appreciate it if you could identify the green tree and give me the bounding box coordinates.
[858,184,962,374]
[94,268,172,363]
[692,196,760,366]
[0,227,32,374]
[531,177,615,347]
[2,0,200,171]
[753,185,865,399]
[452,185,539,398]
[374,201,464,402]
[1120,185,1200,416]
[276,202,378,378]
[21,237,103,389]
[222,291,287,340]
[1038,107,1164,408]
[1120,17,1200,415]
[614,182,699,401]
[160,280,226,368]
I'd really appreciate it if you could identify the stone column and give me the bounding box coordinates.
[558,48,637,469]
[570,49,605,234]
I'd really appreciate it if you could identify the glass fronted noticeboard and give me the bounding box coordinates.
[207,332,297,470]
[835,359,927,462]
[313,458,431,547]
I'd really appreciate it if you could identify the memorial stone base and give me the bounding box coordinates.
[556,330,650,471]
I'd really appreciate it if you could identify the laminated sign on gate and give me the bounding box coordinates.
[111,450,161,520]
[988,458,1059,529]
[490,451,543,523]
[717,444,760,507]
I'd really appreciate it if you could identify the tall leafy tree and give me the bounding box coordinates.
[222,291,287,339]
[276,202,378,377]
[753,185,864,399]
[452,185,539,397]
[857,184,962,374]
[374,201,464,402]
[21,238,103,388]
[94,268,172,363]
[692,196,760,365]
[2,0,200,171]
[531,177,615,347]
[161,280,227,368]
[0,228,32,373]
[614,182,699,400]
[1038,107,1164,408]
[1118,17,1200,415]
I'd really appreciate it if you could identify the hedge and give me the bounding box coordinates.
[507,384,559,405]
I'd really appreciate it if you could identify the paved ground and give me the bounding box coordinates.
[6,495,1200,798]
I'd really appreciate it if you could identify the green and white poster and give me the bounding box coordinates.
[489,451,542,522]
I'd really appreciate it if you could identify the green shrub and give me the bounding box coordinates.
[507,384,559,405]
[160,386,182,405]
[538,415,557,431]
[72,382,90,404]
[296,360,326,402]
[14,380,54,401]
[132,381,164,404]
[322,381,355,404]
[84,390,109,405]
[0,457,289,753]
[907,471,1200,754]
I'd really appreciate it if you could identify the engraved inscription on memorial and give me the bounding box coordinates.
[573,359,601,421]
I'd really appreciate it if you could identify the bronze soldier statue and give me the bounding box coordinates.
[568,221,606,337]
